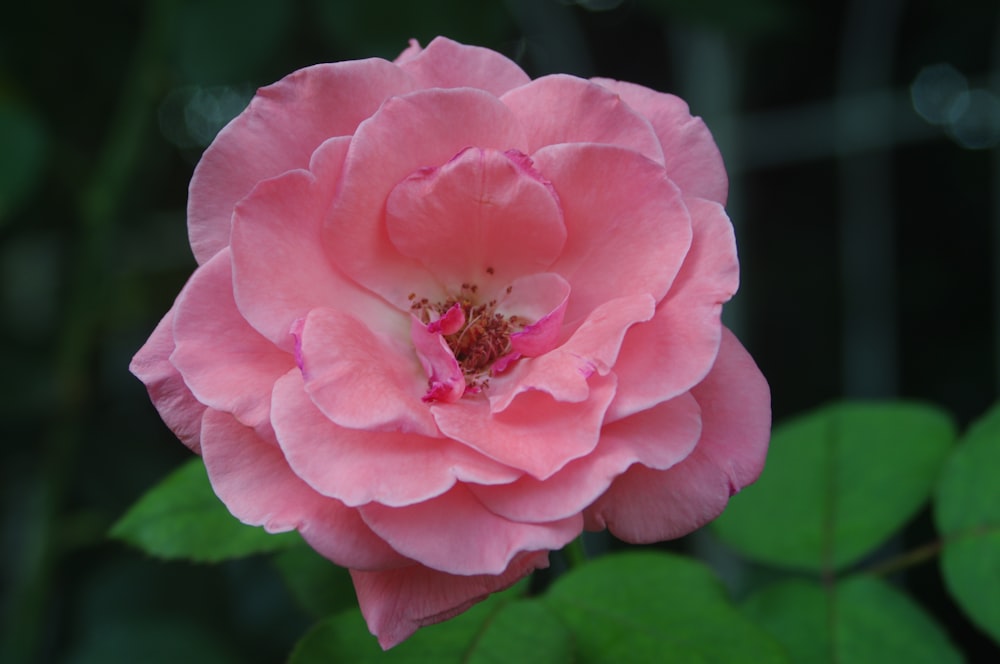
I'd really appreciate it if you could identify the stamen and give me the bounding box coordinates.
[411,282,526,391]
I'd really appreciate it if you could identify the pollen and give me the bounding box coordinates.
[412,282,524,389]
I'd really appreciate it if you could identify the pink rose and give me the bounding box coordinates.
[131,37,769,648]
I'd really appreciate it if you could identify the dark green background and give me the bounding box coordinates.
[1,0,997,661]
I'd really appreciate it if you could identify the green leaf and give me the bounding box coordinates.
[543,552,788,663]
[110,458,298,562]
[935,402,1000,645]
[272,542,358,619]
[711,401,955,572]
[742,576,963,664]
[289,580,573,663]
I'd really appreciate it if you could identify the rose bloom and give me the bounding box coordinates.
[131,37,769,648]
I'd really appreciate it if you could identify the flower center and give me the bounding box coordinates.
[410,282,524,390]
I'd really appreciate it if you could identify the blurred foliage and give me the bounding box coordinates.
[110,458,300,562]
[291,556,785,663]
[1,0,998,661]
[936,404,1000,646]
[743,577,964,664]
[0,102,47,225]
[711,402,955,572]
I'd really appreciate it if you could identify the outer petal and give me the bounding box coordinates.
[470,393,701,523]
[352,550,550,650]
[533,144,692,323]
[327,88,529,307]
[170,249,293,429]
[130,308,206,452]
[607,197,739,421]
[395,36,531,96]
[432,374,618,480]
[297,307,439,436]
[200,409,406,570]
[592,78,728,205]
[359,484,581,575]
[385,147,566,289]
[188,59,416,264]
[271,369,521,507]
[230,138,395,351]
[584,328,770,541]
[502,74,664,164]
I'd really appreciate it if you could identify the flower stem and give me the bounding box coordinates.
[865,539,943,578]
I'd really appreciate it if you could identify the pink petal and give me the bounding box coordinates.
[297,307,439,436]
[533,143,692,323]
[502,74,664,164]
[584,328,771,541]
[230,138,394,351]
[489,293,654,412]
[199,408,406,569]
[470,392,702,523]
[395,36,531,96]
[352,550,550,650]
[130,308,206,452]
[500,272,571,358]
[271,369,521,508]
[427,303,465,335]
[359,484,581,575]
[432,373,618,479]
[606,197,739,421]
[326,88,529,307]
[394,39,422,64]
[385,147,565,290]
[593,78,728,205]
[410,314,465,404]
[170,249,293,429]
[188,59,416,264]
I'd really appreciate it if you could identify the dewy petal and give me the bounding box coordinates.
[271,369,520,508]
[489,293,654,413]
[170,249,293,429]
[386,147,565,291]
[469,393,701,523]
[592,77,728,205]
[501,74,664,164]
[607,197,739,421]
[130,308,206,452]
[359,484,581,575]
[352,550,550,650]
[410,315,465,404]
[188,58,416,264]
[230,137,395,352]
[433,374,618,480]
[395,36,531,96]
[533,143,692,324]
[584,328,771,541]
[327,88,529,307]
[297,307,439,436]
[200,409,406,570]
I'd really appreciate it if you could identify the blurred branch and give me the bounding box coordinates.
[0,1,172,661]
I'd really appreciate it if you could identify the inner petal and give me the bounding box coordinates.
[386,147,566,289]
